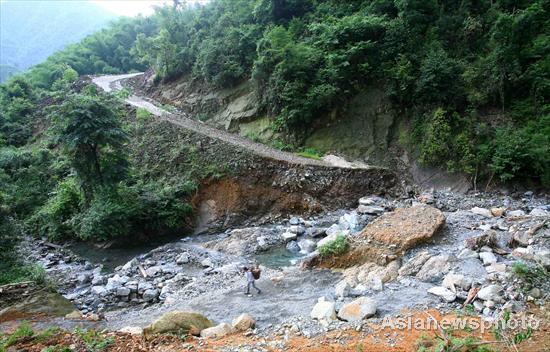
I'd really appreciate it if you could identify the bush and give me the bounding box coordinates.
[29,178,82,241]
[318,234,349,257]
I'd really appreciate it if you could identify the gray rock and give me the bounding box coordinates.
[289,217,301,225]
[416,255,451,282]
[507,210,526,217]
[442,273,472,291]
[528,288,541,299]
[457,248,478,259]
[358,197,376,206]
[281,232,297,242]
[477,285,504,302]
[428,286,457,302]
[325,224,343,237]
[200,258,213,268]
[298,239,316,254]
[289,225,305,235]
[145,266,161,277]
[122,258,137,271]
[337,297,377,321]
[399,251,431,276]
[91,286,106,296]
[305,227,326,238]
[77,273,91,285]
[334,280,350,298]
[176,253,190,265]
[357,205,385,215]
[142,289,159,302]
[116,287,131,297]
[470,207,492,218]
[91,275,105,286]
[200,323,235,338]
[286,241,301,254]
[530,208,549,217]
[479,252,497,266]
[310,298,337,322]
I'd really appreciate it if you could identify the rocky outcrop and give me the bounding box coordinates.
[143,311,213,339]
[307,205,445,268]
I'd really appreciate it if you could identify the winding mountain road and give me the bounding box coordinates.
[92,73,369,169]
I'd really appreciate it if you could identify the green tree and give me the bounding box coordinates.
[52,90,128,202]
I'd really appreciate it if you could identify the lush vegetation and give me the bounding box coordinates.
[131,0,549,185]
[5,0,548,185]
[318,234,349,257]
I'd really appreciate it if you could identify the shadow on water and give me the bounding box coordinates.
[69,233,186,272]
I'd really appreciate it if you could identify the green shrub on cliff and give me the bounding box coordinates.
[319,234,349,257]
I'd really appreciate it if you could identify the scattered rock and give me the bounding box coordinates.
[337,297,377,321]
[201,258,213,268]
[486,263,506,273]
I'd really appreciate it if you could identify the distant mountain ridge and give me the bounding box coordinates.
[0,0,117,78]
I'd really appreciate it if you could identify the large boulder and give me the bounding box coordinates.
[307,205,445,268]
[310,298,337,322]
[337,297,377,321]
[143,311,213,339]
[232,313,256,331]
[200,323,235,339]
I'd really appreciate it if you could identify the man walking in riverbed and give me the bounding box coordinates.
[244,266,262,296]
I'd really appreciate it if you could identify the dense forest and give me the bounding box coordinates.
[1,0,549,282]
[0,0,116,80]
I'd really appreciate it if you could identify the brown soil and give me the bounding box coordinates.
[4,307,549,352]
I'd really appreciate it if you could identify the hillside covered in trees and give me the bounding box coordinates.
[1,0,549,283]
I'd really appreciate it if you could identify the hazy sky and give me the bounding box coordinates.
[91,0,172,16]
